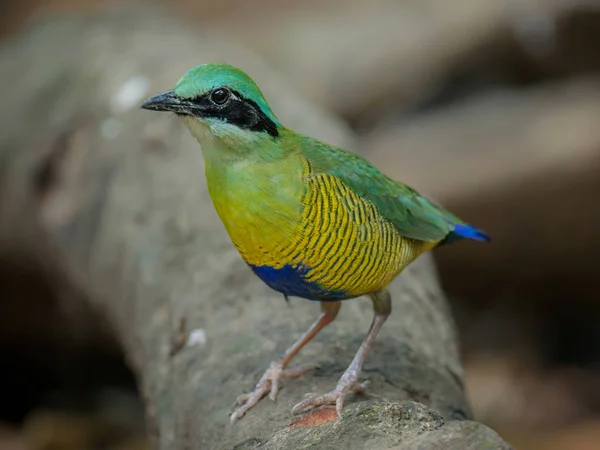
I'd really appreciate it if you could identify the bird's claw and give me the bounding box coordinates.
[291,380,367,417]
[230,361,317,424]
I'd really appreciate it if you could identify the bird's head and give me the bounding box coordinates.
[141,64,281,156]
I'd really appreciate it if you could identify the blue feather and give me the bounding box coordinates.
[249,263,348,301]
[442,223,491,244]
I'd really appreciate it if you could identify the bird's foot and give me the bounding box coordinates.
[230,361,317,423]
[291,371,368,417]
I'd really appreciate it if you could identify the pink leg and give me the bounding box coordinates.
[291,289,391,417]
[231,301,341,423]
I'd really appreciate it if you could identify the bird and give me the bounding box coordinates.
[140,63,490,423]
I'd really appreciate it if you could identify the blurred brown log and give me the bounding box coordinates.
[3,0,600,130]
[0,5,510,449]
[193,0,600,127]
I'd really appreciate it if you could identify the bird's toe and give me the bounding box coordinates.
[236,392,252,404]
[291,377,367,416]
[291,392,337,415]
[268,378,280,401]
[232,360,318,422]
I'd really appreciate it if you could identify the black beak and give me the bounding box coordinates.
[140,90,192,114]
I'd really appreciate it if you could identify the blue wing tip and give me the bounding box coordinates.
[452,223,491,242]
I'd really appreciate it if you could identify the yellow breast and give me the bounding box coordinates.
[257,173,437,297]
[207,155,436,298]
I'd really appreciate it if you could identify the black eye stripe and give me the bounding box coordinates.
[188,89,279,137]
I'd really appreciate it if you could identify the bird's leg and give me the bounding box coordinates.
[231,301,341,423]
[292,289,391,417]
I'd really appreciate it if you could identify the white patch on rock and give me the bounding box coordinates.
[187,328,207,347]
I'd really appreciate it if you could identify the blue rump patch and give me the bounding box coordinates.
[443,223,491,244]
[249,263,348,301]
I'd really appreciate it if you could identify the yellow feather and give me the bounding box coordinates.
[207,153,438,297]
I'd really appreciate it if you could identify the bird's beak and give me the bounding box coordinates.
[140,90,192,114]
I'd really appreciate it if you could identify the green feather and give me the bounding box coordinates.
[294,134,463,242]
[143,63,483,244]
[173,63,281,126]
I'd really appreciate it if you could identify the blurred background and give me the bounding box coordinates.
[1,0,600,449]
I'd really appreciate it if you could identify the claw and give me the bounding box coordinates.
[269,378,280,401]
[354,381,368,393]
[231,361,317,423]
[236,392,251,404]
[336,395,345,417]
[231,383,270,424]
[291,377,366,416]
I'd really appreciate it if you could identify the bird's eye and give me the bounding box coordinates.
[210,88,230,105]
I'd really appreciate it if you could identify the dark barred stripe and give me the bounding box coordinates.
[332,189,369,290]
[321,211,353,286]
[309,177,336,279]
[347,200,383,291]
[343,227,374,293]
[358,225,381,287]
[368,226,389,286]
[318,182,353,286]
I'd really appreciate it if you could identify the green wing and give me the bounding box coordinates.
[299,136,463,242]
